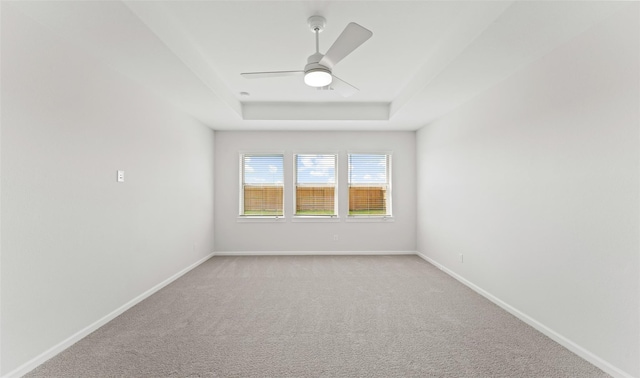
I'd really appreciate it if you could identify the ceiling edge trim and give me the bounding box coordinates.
[242,102,390,121]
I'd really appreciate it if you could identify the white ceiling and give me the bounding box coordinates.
[10,1,624,131]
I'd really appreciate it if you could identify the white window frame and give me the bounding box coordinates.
[238,152,285,222]
[346,152,393,222]
[292,152,339,222]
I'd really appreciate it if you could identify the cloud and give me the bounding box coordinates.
[300,156,315,168]
[268,165,278,173]
[297,154,335,184]
[299,154,334,170]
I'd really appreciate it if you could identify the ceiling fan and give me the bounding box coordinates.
[240,16,373,97]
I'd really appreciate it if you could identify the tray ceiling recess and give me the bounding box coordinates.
[7,1,629,129]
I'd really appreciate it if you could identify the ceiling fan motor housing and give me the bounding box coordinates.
[305,64,331,74]
[304,52,332,87]
[305,52,328,70]
[305,51,330,72]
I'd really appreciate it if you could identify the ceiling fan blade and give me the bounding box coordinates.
[319,22,372,69]
[330,75,359,97]
[241,71,303,79]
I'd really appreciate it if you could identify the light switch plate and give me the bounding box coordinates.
[117,170,124,182]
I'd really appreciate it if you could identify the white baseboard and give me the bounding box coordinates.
[213,250,418,256]
[3,252,215,378]
[415,252,634,378]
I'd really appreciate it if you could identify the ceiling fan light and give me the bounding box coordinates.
[304,69,332,87]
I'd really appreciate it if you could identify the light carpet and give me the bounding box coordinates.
[27,255,607,377]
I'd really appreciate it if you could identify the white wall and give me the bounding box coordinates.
[1,5,215,375]
[416,4,639,377]
[215,131,416,253]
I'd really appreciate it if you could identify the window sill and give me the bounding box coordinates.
[345,216,394,223]
[237,216,286,223]
[291,215,340,223]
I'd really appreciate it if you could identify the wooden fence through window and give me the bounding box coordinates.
[243,186,386,213]
[296,186,334,212]
[349,186,386,212]
[243,186,283,213]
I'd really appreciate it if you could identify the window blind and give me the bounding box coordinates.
[294,154,337,216]
[240,154,284,216]
[348,153,391,216]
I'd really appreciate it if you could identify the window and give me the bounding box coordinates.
[239,154,284,216]
[294,154,337,216]
[348,153,391,216]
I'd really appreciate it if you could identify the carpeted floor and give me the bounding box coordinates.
[27,255,607,377]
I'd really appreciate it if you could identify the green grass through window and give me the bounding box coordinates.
[295,210,335,216]
[243,210,283,216]
[349,209,387,215]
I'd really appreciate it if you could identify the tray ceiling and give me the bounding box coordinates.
[8,1,625,130]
